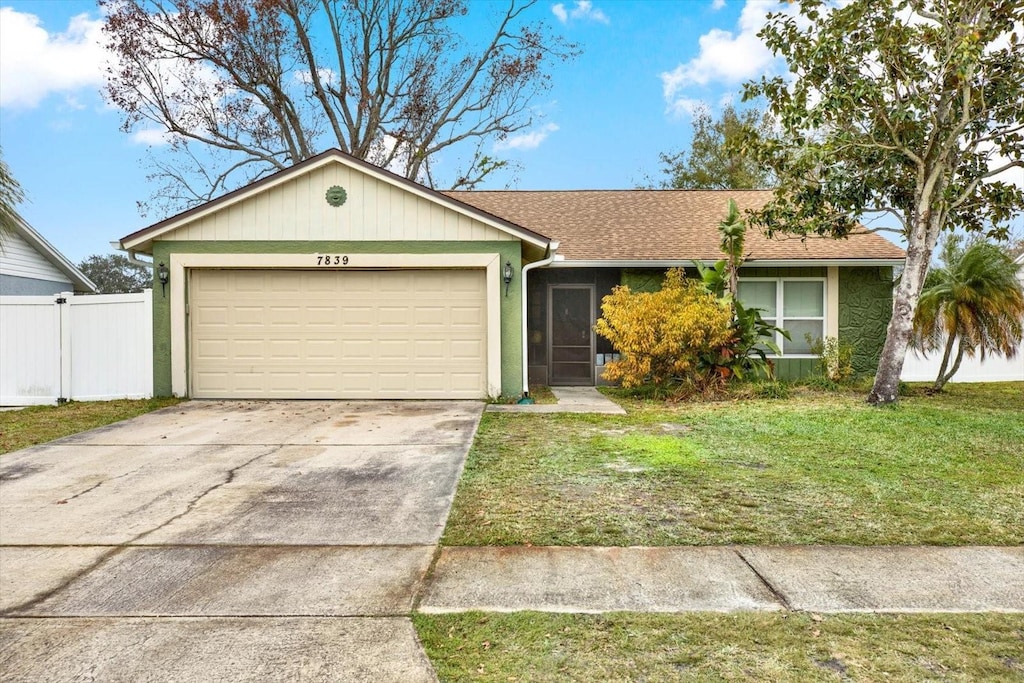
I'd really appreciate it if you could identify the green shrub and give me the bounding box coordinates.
[808,335,856,383]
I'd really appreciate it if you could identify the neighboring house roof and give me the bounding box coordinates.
[447,189,907,264]
[120,148,552,253]
[0,211,96,293]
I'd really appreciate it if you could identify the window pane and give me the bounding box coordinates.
[783,281,824,317]
[783,320,824,354]
[738,281,777,317]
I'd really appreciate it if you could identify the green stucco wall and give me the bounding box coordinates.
[839,266,895,377]
[151,240,524,399]
[614,265,887,381]
[620,268,666,293]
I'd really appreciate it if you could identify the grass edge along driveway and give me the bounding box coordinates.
[0,398,184,455]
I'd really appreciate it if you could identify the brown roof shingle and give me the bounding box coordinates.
[445,189,905,262]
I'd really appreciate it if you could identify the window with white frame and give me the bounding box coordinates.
[737,278,826,356]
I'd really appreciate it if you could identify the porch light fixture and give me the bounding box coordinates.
[503,260,514,296]
[157,262,169,296]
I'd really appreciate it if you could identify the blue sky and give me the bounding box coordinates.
[3,1,1017,264]
[0,0,794,263]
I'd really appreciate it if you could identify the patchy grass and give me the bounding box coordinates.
[443,383,1024,546]
[0,398,183,455]
[491,386,557,405]
[415,611,1024,682]
[527,385,558,405]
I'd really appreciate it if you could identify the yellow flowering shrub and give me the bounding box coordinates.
[595,269,733,388]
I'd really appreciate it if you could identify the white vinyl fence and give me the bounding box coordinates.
[901,344,1024,383]
[901,264,1024,384]
[0,290,153,405]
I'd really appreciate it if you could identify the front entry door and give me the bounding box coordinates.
[548,285,595,385]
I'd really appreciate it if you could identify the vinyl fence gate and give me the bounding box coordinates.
[0,290,153,406]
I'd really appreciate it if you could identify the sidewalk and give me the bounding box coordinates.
[418,545,1024,614]
[486,386,626,415]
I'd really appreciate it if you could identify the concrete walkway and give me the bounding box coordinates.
[419,545,1024,614]
[486,386,626,414]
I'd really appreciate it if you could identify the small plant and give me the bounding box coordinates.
[693,201,790,382]
[808,335,856,383]
[750,380,791,399]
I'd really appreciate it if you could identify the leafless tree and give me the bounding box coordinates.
[103,0,577,216]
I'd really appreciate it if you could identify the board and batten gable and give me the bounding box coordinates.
[160,162,518,244]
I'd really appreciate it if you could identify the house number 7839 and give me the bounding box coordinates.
[316,255,349,266]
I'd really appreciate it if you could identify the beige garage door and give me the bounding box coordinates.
[189,269,487,399]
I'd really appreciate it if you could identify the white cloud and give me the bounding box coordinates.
[494,123,560,151]
[667,97,704,119]
[711,0,727,10]
[0,8,108,109]
[131,128,174,146]
[660,0,792,116]
[294,68,337,86]
[551,1,609,25]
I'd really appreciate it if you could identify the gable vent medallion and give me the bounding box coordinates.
[325,185,348,207]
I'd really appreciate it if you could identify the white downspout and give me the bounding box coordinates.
[110,241,154,269]
[520,242,561,397]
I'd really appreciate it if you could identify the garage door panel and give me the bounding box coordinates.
[342,307,375,327]
[451,339,484,360]
[450,306,484,326]
[190,269,487,399]
[193,338,229,360]
[233,339,266,360]
[378,306,411,325]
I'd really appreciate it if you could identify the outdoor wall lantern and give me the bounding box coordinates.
[157,262,169,296]
[503,260,514,296]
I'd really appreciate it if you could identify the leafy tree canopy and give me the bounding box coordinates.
[739,0,1024,405]
[653,104,773,190]
[78,254,152,294]
[102,0,578,217]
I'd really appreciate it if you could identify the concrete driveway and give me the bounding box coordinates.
[0,400,483,682]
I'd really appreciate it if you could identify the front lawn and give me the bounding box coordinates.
[0,398,183,455]
[415,611,1024,682]
[443,383,1024,546]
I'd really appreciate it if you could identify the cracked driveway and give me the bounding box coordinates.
[0,400,483,682]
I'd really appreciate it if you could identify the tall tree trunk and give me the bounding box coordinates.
[867,232,934,405]
[935,338,966,393]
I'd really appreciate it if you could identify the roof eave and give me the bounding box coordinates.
[11,213,98,293]
[119,149,551,252]
[547,258,906,268]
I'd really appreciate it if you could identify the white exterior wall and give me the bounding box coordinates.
[0,230,73,283]
[0,291,153,405]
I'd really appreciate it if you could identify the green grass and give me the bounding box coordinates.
[415,611,1024,682]
[0,398,184,455]
[443,382,1024,546]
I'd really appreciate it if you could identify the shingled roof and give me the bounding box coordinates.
[446,189,905,263]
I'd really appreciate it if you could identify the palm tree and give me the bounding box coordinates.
[912,237,1024,392]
